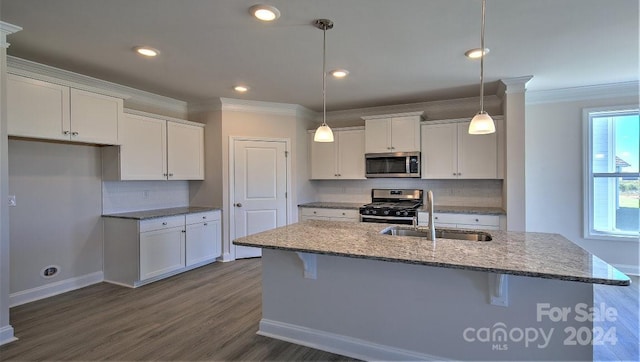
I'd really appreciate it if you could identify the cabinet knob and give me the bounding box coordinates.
[202,216,206,219]
[203,223,208,226]
[342,212,346,216]
[182,230,186,233]
[163,173,168,176]
[162,222,167,225]
[458,173,462,176]
[71,131,79,136]
[234,203,243,207]
[475,218,479,222]
[434,217,438,220]
[168,173,174,177]
[313,211,317,214]
[63,131,70,135]
[453,173,456,176]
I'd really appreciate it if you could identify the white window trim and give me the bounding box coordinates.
[583,105,639,242]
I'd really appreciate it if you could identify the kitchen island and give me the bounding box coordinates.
[234,220,630,361]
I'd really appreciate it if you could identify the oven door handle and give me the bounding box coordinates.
[360,215,416,222]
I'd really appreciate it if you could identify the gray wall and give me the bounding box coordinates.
[8,139,103,294]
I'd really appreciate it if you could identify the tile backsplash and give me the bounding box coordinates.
[102,181,190,214]
[312,179,503,207]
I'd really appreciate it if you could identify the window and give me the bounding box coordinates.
[584,107,639,240]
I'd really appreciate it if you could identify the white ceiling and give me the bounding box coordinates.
[1,0,638,111]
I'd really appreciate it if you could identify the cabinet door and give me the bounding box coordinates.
[139,226,185,280]
[70,88,121,145]
[167,121,204,180]
[337,129,365,179]
[457,121,498,179]
[186,220,219,266]
[391,116,420,152]
[310,133,338,179]
[364,118,390,153]
[7,74,70,141]
[421,123,458,179]
[119,114,167,180]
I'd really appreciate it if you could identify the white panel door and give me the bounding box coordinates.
[233,140,287,259]
[119,114,167,180]
[7,74,70,141]
[70,88,121,145]
[167,121,204,180]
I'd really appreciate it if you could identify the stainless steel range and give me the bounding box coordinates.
[359,189,423,225]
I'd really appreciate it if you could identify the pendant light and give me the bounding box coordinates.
[313,19,334,143]
[468,0,496,135]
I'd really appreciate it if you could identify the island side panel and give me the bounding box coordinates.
[260,249,594,361]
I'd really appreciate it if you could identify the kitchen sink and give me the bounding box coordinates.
[381,226,492,241]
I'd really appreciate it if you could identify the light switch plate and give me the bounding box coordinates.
[8,195,16,207]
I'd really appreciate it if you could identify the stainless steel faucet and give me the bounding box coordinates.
[427,190,436,241]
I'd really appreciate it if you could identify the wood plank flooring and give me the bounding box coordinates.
[1,259,637,361]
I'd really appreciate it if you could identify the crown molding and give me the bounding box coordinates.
[0,22,22,48]
[123,109,204,128]
[6,56,188,117]
[526,81,639,105]
[497,76,534,97]
[361,111,424,121]
[218,97,317,119]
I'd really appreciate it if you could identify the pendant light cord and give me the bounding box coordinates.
[479,0,486,113]
[322,24,327,126]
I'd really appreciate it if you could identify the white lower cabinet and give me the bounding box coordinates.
[104,210,221,287]
[300,208,360,222]
[417,212,500,230]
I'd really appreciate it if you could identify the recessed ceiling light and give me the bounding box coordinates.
[330,69,349,78]
[465,48,489,59]
[134,46,160,57]
[234,85,250,93]
[249,4,281,21]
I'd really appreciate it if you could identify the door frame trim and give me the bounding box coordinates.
[228,136,292,261]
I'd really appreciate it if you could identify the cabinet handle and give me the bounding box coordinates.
[434,217,438,220]
[342,212,346,216]
[71,131,79,136]
[182,230,186,233]
[168,173,174,177]
[202,216,207,219]
[458,173,462,176]
[203,223,208,226]
[162,222,167,225]
[475,218,479,222]
[234,203,242,207]
[63,131,70,135]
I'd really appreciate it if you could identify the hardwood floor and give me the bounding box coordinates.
[1,259,637,361]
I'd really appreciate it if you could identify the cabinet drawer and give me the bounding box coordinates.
[186,211,220,225]
[434,213,499,226]
[301,208,359,219]
[140,215,185,233]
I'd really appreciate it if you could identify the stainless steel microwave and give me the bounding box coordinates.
[365,152,421,178]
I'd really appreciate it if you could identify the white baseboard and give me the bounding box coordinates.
[258,319,448,361]
[613,263,639,276]
[9,271,103,307]
[0,325,17,346]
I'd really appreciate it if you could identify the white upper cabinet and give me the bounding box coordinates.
[103,112,204,181]
[167,121,204,180]
[421,118,503,179]
[7,74,122,145]
[310,128,365,180]
[118,113,167,180]
[69,88,121,144]
[363,112,423,153]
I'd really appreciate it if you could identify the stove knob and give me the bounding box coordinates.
[371,210,377,215]
[383,210,390,216]
[395,211,401,216]
[403,211,409,216]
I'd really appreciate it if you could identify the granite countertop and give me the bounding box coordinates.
[233,220,630,286]
[102,206,220,220]
[298,202,505,215]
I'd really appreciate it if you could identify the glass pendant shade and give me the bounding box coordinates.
[468,111,496,134]
[314,124,334,142]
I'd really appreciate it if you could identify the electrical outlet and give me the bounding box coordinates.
[8,195,16,207]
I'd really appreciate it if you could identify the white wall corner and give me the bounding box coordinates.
[0,22,22,49]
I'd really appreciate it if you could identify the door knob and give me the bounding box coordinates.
[234,203,243,207]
